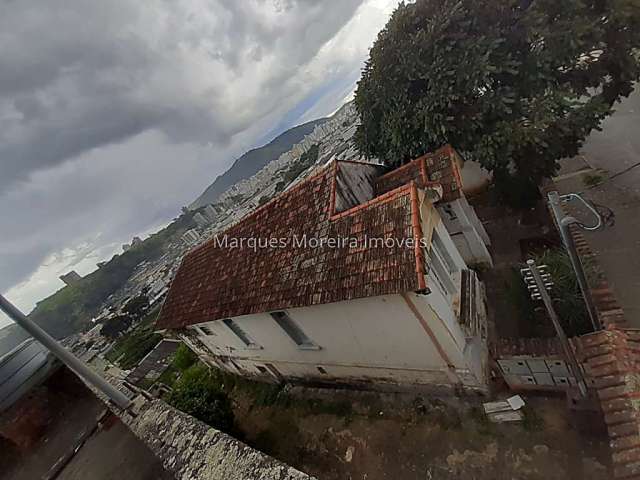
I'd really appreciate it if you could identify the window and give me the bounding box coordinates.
[432,229,458,274]
[317,366,328,375]
[256,365,268,375]
[222,319,260,349]
[270,311,319,349]
[197,325,216,336]
[428,246,457,298]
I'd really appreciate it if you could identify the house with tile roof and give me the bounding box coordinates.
[156,145,492,392]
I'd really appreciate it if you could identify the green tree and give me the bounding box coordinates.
[123,294,149,319]
[355,0,640,206]
[172,344,198,371]
[99,314,132,339]
[167,365,235,433]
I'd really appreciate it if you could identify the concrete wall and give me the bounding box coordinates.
[107,395,315,480]
[186,288,485,391]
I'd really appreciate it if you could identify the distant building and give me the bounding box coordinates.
[193,212,209,228]
[181,229,200,246]
[59,270,82,286]
[203,205,218,221]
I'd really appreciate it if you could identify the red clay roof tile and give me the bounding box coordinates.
[156,145,465,330]
[156,162,422,330]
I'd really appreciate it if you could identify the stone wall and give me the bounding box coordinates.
[108,393,315,480]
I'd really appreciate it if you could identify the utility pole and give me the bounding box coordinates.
[547,191,602,332]
[0,294,132,410]
[522,259,588,397]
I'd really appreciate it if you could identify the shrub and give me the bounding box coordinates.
[167,365,235,433]
[172,344,198,371]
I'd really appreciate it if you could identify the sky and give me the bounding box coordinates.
[0,0,402,328]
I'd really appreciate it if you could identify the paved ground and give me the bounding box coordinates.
[57,414,172,480]
[553,89,640,326]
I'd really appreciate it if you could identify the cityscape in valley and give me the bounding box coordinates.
[2,1,640,480]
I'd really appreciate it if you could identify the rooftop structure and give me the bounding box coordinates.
[59,270,82,287]
[157,145,491,392]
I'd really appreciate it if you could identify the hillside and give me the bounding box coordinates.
[189,118,327,209]
[1,103,360,356]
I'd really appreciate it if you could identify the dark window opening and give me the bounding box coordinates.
[222,318,259,348]
[198,325,215,336]
[270,311,318,349]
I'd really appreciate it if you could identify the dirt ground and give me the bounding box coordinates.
[471,191,561,339]
[56,414,172,480]
[229,384,610,480]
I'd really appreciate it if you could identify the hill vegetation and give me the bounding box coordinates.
[190,119,326,209]
[26,212,196,339]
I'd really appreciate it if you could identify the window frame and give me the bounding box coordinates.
[431,229,458,275]
[222,318,261,350]
[197,325,216,336]
[269,311,320,350]
[427,246,457,299]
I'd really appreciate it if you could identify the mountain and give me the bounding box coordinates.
[190,118,328,209]
[9,103,361,348]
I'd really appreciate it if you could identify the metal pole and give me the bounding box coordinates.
[0,294,132,410]
[547,191,601,331]
[526,259,588,397]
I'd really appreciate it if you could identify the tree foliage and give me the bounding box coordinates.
[172,344,198,371]
[99,314,132,339]
[122,294,149,319]
[355,0,640,206]
[167,364,235,433]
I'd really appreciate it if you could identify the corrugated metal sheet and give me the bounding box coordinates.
[0,338,57,412]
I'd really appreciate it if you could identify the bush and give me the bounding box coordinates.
[172,344,198,371]
[167,365,235,433]
[533,248,594,335]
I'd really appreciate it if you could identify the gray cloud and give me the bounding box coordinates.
[0,0,364,191]
[0,0,397,319]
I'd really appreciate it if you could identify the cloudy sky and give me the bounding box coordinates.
[0,0,401,328]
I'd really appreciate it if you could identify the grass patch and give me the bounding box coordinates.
[582,172,604,187]
[104,306,162,369]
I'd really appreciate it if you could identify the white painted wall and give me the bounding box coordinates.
[184,188,487,392]
[190,291,485,389]
[436,197,492,266]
